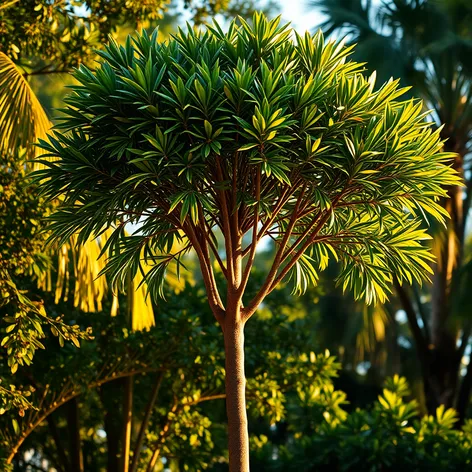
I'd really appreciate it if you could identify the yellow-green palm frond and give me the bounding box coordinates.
[0,52,51,158]
[355,304,389,364]
[71,235,108,312]
[0,53,160,331]
[43,228,187,331]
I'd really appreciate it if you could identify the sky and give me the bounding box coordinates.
[172,0,328,34]
[281,0,326,33]
[74,1,328,35]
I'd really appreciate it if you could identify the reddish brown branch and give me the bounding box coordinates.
[242,186,306,320]
[184,222,225,322]
[216,156,235,285]
[240,167,261,294]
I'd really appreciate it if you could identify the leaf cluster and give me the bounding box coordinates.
[36,13,460,308]
[254,375,472,472]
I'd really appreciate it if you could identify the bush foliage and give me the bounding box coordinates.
[253,373,472,472]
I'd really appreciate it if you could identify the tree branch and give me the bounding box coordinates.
[184,222,225,322]
[145,400,179,472]
[216,155,235,284]
[6,368,162,464]
[0,0,19,11]
[200,208,228,279]
[267,208,331,293]
[239,167,261,294]
[241,183,295,252]
[242,186,306,320]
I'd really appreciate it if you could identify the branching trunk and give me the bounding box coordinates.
[223,308,249,472]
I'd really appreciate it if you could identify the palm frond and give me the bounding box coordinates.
[310,0,373,38]
[0,52,51,158]
[0,54,160,331]
[355,304,389,363]
[311,0,413,86]
[128,267,155,332]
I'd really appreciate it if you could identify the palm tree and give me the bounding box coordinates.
[312,0,472,419]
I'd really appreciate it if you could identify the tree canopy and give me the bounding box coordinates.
[37,15,458,309]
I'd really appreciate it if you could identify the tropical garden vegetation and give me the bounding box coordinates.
[1,1,471,471]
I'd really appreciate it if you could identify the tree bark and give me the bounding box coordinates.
[424,141,464,412]
[223,309,250,472]
[66,397,84,472]
[456,355,472,425]
[46,413,69,472]
[100,380,122,472]
[121,375,134,472]
[130,372,164,472]
[423,334,460,411]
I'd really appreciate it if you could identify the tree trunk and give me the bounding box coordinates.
[67,398,84,472]
[46,413,69,472]
[121,375,134,472]
[100,380,122,472]
[428,198,459,411]
[223,310,250,472]
[423,333,460,412]
[456,356,472,425]
[421,140,464,414]
[130,373,164,472]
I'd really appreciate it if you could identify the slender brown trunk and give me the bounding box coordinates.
[46,413,69,472]
[424,141,464,412]
[100,380,122,472]
[223,309,250,472]
[130,373,164,472]
[457,357,472,425]
[67,398,84,472]
[121,375,134,472]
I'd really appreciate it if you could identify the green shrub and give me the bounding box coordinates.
[252,372,472,472]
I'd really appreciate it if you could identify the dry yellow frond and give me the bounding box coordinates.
[128,268,155,332]
[0,52,51,160]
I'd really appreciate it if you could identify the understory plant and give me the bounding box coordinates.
[252,374,472,472]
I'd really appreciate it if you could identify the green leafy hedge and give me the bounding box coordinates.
[252,374,472,472]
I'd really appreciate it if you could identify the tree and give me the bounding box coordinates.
[35,13,458,470]
[312,0,472,417]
